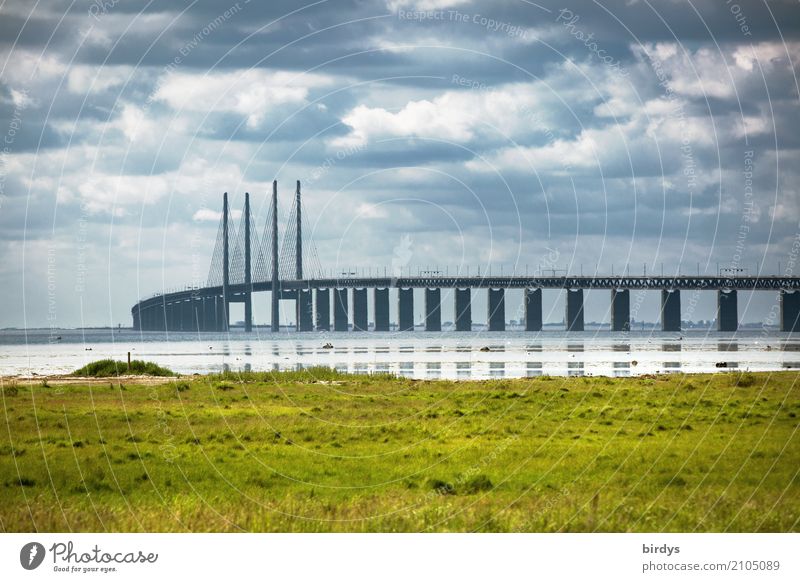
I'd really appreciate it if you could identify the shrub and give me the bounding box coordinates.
[175,382,191,392]
[3,385,19,397]
[216,383,235,391]
[464,474,494,494]
[733,373,757,388]
[427,478,455,495]
[72,359,174,377]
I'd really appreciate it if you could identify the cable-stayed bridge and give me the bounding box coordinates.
[131,181,800,333]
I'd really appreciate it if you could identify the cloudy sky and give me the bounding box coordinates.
[1,0,799,328]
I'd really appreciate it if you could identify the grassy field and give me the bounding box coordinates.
[0,369,798,532]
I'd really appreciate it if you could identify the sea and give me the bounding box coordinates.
[1,328,797,379]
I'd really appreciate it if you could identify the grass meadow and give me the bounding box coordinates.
[1,369,798,532]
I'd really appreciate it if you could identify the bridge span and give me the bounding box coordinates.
[132,184,800,333]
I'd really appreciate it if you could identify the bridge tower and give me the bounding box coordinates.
[222,192,230,332]
[244,192,252,332]
[271,180,279,332]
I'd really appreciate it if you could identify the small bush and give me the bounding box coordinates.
[464,474,494,494]
[3,385,19,397]
[216,383,235,391]
[72,359,174,377]
[175,382,191,392]
[427,478,455,495]
[733,373,757,388]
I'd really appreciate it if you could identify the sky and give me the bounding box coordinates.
[0,0,799,328]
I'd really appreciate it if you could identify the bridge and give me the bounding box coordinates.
[132,182,800,333]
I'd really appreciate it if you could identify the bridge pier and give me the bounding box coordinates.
[717,289,738,332]
[353,288,368,331]
[398,288,414,331]
[181,300,193,331]
[611,289,630,331]
[781,290,800,332]
[488,288,505,331]
[297,289,313,331]
[661,289,681,332]
[374,288,390,331]
[157,302,166,331]
[334,288,349,331]
[315,289,330,331]
[216,296,227,332]
[525,288,542,331]
[425,288,441,331]
[166,302,177,331]
[455,288,471,331]
[204,300,213,332]
[565,289,584,331]
[244,294,252,332]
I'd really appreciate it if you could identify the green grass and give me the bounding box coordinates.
[72,359,174,377]
[0,371,798,532]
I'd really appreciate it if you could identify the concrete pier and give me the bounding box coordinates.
[216,297,227,332]
[661,289,681,332]
[425,288,441,331]
[611,289,630,332]
[717,289,738,332]
[565,289,584,332]
[781,290,800,332]
[334,288,349,331]
[315,288,330,331]
[454,288,471,331]
[374,288,390,331]
[297,289,313,331]
[525,288,542,332]
[398,288,414,331]
[488,288,505,331]
[181,300,193,331]
[353,288,368,331]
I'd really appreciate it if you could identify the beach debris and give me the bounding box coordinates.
[715,362,728,368]
[631,360,638,366]
[322,343,333,349]
[479,346,491,352]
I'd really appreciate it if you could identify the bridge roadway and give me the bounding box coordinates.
[132,275,800,333]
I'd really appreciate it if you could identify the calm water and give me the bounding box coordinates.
[1,328,797,379]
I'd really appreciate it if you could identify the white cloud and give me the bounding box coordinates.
[331,82,559,148]
[153,69,333,128]
[387,0,470,11]
[192,208,242,222]
[67,65,134,94]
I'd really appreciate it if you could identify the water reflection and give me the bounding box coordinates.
[526,362,542,377]
[489,362,505,377]
[7,329,791,379]
[568,362,584,376]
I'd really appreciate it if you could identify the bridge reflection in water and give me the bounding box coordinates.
[132,183,800,333]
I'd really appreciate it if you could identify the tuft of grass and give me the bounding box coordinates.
[72,359,174,377]
[733,372,758,388]
[216,383,235,391]
[427,479,456,495]
[174,382,191,392]
[3,384,19,397]
[464,474,494,494]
